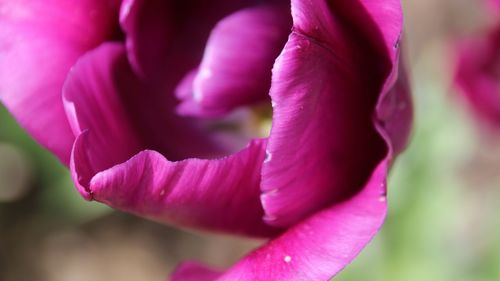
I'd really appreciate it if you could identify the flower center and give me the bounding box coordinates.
[171,3,291,158]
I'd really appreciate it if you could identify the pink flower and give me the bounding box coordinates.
[454,1,500,128]
[0,0,412,279]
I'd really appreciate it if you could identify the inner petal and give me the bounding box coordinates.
[120,0,262,80]
[176,4,292,117]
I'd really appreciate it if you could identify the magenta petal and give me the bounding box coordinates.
[354,0,413,153]
[177,5,291,116]
[292,0,402,64]
[171,159,389,281]
[120,0,171,79]
[120,0,257,81]
[0,0,119,164]
[83,139,280,237]
[63,43,144,195]
[344,0,403,67]
[454,24,500,128]
[175,68,228,117]
[261,34,386,226]
[376,59,413,154]
[259,0,409,227]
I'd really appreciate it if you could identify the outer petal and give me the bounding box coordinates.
[0,0,120,164]
[176,5,291,117]
[171,159,389,281]
[376,57,413,154]
[260,0,407,227]
[64,43,280,237]
[63,43,144,196]
[86,138,280,237]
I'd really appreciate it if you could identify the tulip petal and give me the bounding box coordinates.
[171,159,389,281]
[119,0,171,79]
[119,0,258,80]
[176,5,291,117]
[0,0,120,164]
[293,0,410,151]
[63,44,144,197]
[64,43,280,237]
[259,0,409,227]
[454,24,500,128]
[293,0,403,63]
[87,138,279,237]
[376,59,413,154]
[346,0,412,153]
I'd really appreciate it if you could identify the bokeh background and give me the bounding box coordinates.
[1,0,500,280]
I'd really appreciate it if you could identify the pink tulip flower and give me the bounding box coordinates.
[454,0,500,128]
[0,0,412,279]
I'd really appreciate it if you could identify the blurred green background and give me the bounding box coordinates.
[1,0,500,280]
